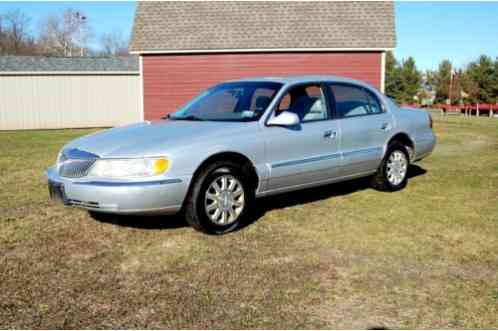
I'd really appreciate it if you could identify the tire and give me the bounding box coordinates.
[184,160,255,234]
[371,142,410,191]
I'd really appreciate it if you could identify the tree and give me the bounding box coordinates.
[38,8,92,56]
[0,9,38,55]
[385,51,402,101]
[398,57,422,103]
[493,57,498,102]
[460,70,480,104]
[1,7,128,57]
[385,52,422,104]
[99,30,128,56]
[431,59,453,104]
[464,55,496,103]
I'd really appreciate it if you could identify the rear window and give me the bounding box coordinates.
[330,84,383,118]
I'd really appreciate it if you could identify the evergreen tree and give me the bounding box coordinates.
[492,57,498,103]
[433,60,452,104]
[385,51,402,101]
[465,55,495,103]
[398,57,422,103]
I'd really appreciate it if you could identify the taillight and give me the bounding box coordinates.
[429,114,433,128]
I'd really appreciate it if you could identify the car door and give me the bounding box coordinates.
[263,83,342,192]
[328,83,393,176]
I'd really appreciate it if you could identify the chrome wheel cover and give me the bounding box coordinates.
[204,174,245,225]
[386,150,408,186]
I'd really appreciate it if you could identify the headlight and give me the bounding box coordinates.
[56,149,64,164]
[56,149,67,172]
[88,158,170,178]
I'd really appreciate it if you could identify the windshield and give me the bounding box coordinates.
[168,82,283,122]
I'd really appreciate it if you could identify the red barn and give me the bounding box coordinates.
[130,1,396,120]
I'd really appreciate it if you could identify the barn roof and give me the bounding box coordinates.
[130,1,396,54]
[0,56,138,73]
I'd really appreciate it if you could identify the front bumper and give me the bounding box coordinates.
[46,166,191,215]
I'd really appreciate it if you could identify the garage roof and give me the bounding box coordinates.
[130,1,396,54]
[0,56,138,73]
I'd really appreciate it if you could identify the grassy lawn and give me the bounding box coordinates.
[1,115,497,329]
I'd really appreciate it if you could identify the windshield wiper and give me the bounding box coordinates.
[168,115,205,121]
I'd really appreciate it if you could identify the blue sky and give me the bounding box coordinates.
[0,1,497,72]
[0,1,137,48]
[395,1,498,70]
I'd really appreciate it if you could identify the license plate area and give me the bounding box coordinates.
[48,181,68,205]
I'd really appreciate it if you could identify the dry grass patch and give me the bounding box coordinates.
[1,116,497,328]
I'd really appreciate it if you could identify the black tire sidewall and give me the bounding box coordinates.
[193,162,253,234]
[381,142,409,191]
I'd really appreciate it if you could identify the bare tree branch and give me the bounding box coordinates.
[38,8,93,56]
[0,9,37,55]
[99,30,128,56]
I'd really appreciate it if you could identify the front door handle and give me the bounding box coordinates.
[381,122,391,131]
[323,130,337,139]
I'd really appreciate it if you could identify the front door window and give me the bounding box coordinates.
[276,85,328,123]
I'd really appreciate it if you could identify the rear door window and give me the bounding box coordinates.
[329,84,383,118]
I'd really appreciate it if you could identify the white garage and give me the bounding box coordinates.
[0,56,141,130]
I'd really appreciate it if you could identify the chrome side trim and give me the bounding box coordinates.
[257,170,376,197]
[73,179,182,187]
[70,202,182,215]
[271,152,341,169]
[270,147,382,169]
[342,147,383,157]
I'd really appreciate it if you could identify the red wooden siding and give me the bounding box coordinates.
[143,52,382,120]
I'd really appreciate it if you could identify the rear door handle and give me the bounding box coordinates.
[381,123,391,131]
[323,130,337,139]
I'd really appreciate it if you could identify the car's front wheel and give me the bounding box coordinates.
[184,160,254,234]
[371,142,410,191]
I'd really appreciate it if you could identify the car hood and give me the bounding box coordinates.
[65,120,255,158]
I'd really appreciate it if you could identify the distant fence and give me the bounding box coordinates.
[400,103,498,117]
[0,71,141,130]
[432,104,498,117]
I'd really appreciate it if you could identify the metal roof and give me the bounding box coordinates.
[130,1,396,53]
[0,56,138,73]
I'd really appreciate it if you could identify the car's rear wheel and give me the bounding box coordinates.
[184,160,254,234]
[371,142,409,191]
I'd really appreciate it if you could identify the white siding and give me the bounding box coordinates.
[0,73,140,130]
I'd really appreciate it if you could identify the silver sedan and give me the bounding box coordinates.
[47,75,436,234]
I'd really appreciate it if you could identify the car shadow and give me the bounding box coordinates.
[88,211,188,230]
[242,164,427,230]
[90,165,427,231]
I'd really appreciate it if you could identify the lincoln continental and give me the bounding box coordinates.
[47,76,436,234]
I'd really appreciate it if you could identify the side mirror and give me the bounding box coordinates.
[267,111,300,127]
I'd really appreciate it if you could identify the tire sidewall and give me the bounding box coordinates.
[193,162,253,234]
[381,142,409,191]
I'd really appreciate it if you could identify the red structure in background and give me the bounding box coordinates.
[399,103,497,117]
[142,52,383,120]
[432,104,498,117]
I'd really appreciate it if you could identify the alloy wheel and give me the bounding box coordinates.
[204,174,245,225]
[386,150,408,186]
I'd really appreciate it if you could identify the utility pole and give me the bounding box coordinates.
[448,64,453,105]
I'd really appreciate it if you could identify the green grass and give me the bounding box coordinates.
[1,116,497,329]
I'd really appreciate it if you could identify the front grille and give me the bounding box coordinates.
[58,148,99,178]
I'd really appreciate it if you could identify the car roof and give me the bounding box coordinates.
[229,75,377,90]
